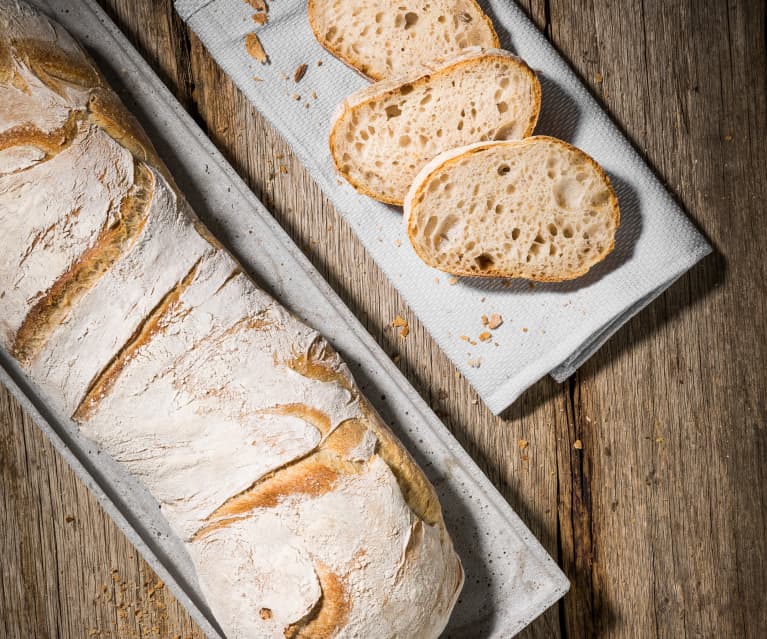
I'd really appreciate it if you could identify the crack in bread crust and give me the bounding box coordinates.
[282,562,349,639]
[72,255,202,421]
[12,161,155,366]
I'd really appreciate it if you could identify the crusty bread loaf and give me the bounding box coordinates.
[308,0,499,80]
[404,137,620,280]
[0,2,463,637]
[330,48,541,205]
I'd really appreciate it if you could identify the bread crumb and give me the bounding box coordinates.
[317,60,323,66]
[447,276,458,285]
[478,331,492,342]
[244,0,266,10]
[655,436,664,444]
[518,439,528,450]
[487,313,503,329]
[481,315,489,326]
[252,76,263,82]
[394,238,402,247]
[723,134,733,142]
[292,93,301,100]
[460,335,477,346]
[391,315,409,338]
[312,91,318,100]
[244,33,267,63]
[594,72,604,83]
[294,63,308,83]
[522,327,528,333]
[259,607,273,620]
[392,354,401,364]
[467,357,482,368]
[252,12,267,25]
[521,454,529,462]
[573,439,583,450]
[64,515,75,523]
[279,164,288,174]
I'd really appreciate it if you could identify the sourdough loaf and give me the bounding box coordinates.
[308,0,499,80]
[330,48,541,205]
[0,2,463,637]
[404,137,620,280]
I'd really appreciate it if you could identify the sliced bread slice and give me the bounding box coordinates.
[330,49,541,206]
[308,0,499,80]
[404,136,620,281]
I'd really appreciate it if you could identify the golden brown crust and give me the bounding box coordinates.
[406,135,620,281]
[0,108,83,157]
[72,254,200,421]
[307,0,500,81]
[329,52,541,207]
[283,563,349,639]
[13,161,155,365]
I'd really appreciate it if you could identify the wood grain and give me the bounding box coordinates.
[1,0,765,637]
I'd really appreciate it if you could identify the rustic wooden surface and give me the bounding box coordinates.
[1,0,765,637]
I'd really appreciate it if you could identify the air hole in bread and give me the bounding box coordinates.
[563,225,574,238]
[438,14,446,23]
[385,104,402,119]
[534,233,545,244]
[494,203,502,214]
[404,12,419,29]
[420,93,432,105]
[457,120,464,131]
[591,190,610,206]
[399,135,411,147]
[374,11,383,23]
[549,243,557,256]
[529,243,541,257]
[496,101,509,114]
[475,253,494,270]
[548,223,558,236]
[511,227,521,240]
[494,122,519,140]
[400,83,414,96]
[498,163,510,176]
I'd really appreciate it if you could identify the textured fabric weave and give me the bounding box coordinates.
[176,0,711,414]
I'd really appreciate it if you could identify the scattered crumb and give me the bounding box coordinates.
[311,91,318,100]
[460,335,477,346]
[317,60,323,66]
[279,164,288,174]
[594,72,604,83]
[573,439,583,450]
[481,315,489,326]
[244,32,267,63]
[471,398,479,405]
[655,436,664,444]
[447,276,458,285]
[244,0,266,10]
[64,515,75,523]
[294,63,308,83]
[724,134,733,142]
[478,331,492,342]
[518,439,529,450]
[394,238,402,247]
[292,93,301,100]
[252,75,263,82]
[259,608,273,620]
[487,313,503,329]
[467,357,482,368]
[434,277,440,284]
[522,327,528,333]
[252,12,267,25]
[391,315,409,338]
[392,354,401,364]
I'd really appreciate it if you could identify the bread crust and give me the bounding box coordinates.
[403,136,621,281]
[329,49,542,206]
[0,3,463,637]
[308,0,500,81]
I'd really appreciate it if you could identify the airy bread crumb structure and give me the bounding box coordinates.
[404,137,620,281]
[309,0,499,80]
[330,49,541,205]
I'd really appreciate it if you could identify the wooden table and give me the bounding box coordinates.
[2,1,765,637]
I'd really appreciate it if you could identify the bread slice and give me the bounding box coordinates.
[330,49,541,206]
[404,136,620,281]
[308,0,499,80]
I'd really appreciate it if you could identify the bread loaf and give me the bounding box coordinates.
[404,137,620,280]
[0,2,463,637]
[330,48,541,205]
[308,0,499,80]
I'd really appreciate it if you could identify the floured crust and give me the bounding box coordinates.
[329,48,541,206]
[0,2,463,638]
[308,0,499,81]
[403,136,621,281]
